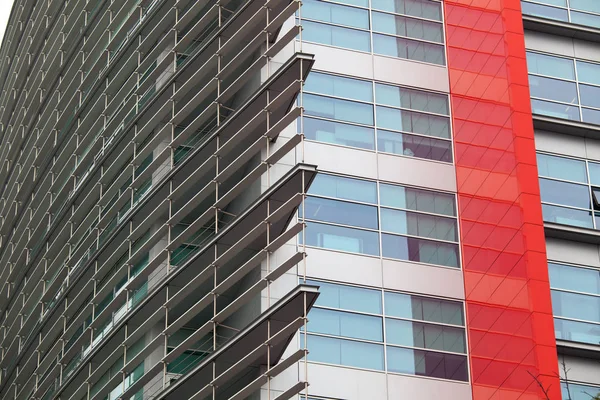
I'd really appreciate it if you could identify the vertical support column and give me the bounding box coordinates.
[443,1,560,399]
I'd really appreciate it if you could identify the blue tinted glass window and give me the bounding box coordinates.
[302,0,370,29]
[309,280,382,313]
[302,20,371,52]
[304,72,373,102]
[582,108,600,126]
[549,263,600,295]
[588,162,600,186]
[303,335,385,370]
[371,12,443,43]
[536,153,587,183]
[387,346,468,381]
[570,11,600,27]
[531,99,581,121]
[384,292,464,325]
[570,0,600,13]
[302,196,379,229]
[373,34,445,65]
[381,233,459,267]
[380,208,457,241]
[371,0,442,21]
[521,1,569,21]
[527,52,575,80]
[542,204,594,228]
[386,318,466,353]
[376,106,450,138]
[309,174,377,203]
[576,61,600,86]
[375,83,449,115]
[529,75,578,104]
[308,308,383,341]
[304,94,374,125]
[562,382,600,400]
[555,317,600,345]
[304,222,380,255]
[304,117,375,150]
[552,290,600,323]
[380,184,456,216]
[539,178,590,208]
[377,130,453,162]
[579,84,600,108]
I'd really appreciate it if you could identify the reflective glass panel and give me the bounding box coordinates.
[304,117,375,150]
[386,318,466,353]
[309,174,378,203]
[531,99,581,121]
[521,1,569,21]
[384,292,465,325]
[548,262,600,295]
[304,222,380,255]
[381,233,459,267]
[542,204,593,228]
[527,52,575,80]
[309,280,383,313]
[376,105,450,138]
[387,346,469,381]
[373,33,445,65]
[304,72,373,102]
[304,93,374,125]
[308,308,383,341]
[552,290,600,323]
[371,0,442,21]
[529,75,578,104]
[302,196,379,229]
[555,317,600,345]
[562,382,600,400]
[380,208,458,241]
[375,83,449,114]
[302,0,370,29]
[539,178,590,208]
[302,20,371,52]
[537,153,587,183]
[303,335,385,370]
[371,11,444,43]
[380,183,456,216]
[576,60,600,86]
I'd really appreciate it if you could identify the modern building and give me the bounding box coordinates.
[0,0,596,399]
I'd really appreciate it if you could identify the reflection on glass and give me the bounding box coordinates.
[308,308,383,341]
[304,93,374,125]
[308,173,378,204]
[371,0,442,21]
[303,196,379,229]
[539,178,590,208]
[541,204,593,228]
[552,290,600,323]
[380,208,457,241]
[304,72,373,102]
[527,51,575,80]
[531,99,581,121]
[302,20,371,52]
[555,317,600,346]
[521,1,569,21]
[302,0,370,29]
[549,262,600,295]
[377,129,452,162]
[303,222,380,255]
[381,233,459,267]
[375,83,449,114]
[373,33,445,65]
[384,291,464,325]
[380,183,456,216]
[303,117,375,150]
[309,279,383,313]
[562,382,600,400]
[529,75,578,104]
[387,346,468,381]
[385,318,466,353]
[303,334,385,370]
[376,105,450,138]
[372,11,443,43]
[537,153,588,183]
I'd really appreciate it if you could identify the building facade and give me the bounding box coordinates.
[0,0,596,399]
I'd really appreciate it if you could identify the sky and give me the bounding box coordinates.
[0,1,13,49]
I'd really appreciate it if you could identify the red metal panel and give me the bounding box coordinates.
[443,0,560,398]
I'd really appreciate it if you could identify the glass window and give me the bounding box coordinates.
[309,174,378,203]
[521,1,569,21]
[384,292,464,325]
[529,75,578,105]
[549,263,600,296]
[302,196,379,229]
[376,105,450,138]
[377,129,453,162]
[386,318,466,353]
[526,52,575,80]
[562,382,600,400]
[555,317,600,345]
[302,20,371,52]
[380,184,456,216]
[539,178,590,208]
[380,208,457,241]
[304,222,380,255]
[552,290,600,323]
[576,61,600,86]
[308,308,383,341]
[304,72,373,102]
[542,203,594,228]
[381,233,459,267]
[536,153,587,183]
[531,99,581,121]
[304,93,374,125]
[579,84,600,109]
[375,83,449,115]
[373,33,445,65]
[304,335,385,370]
[302,0,370,29]
[588,162,600,186]
[582,108,600,126]
[372,12,444,43]
[303,117,375,150]
[570,0,600,13]
[310,280,383,313]
[335,0,369,6]
[387,346,468,381]
[371,0,442,21]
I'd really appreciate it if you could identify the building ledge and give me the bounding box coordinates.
[533,115,600,138]
[557,340,600,361]
[544,222,600,244]
[523,15,600,42]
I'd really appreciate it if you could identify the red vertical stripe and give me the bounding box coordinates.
[443,0,560,398]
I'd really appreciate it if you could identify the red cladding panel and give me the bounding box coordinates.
[443,0,559,398]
